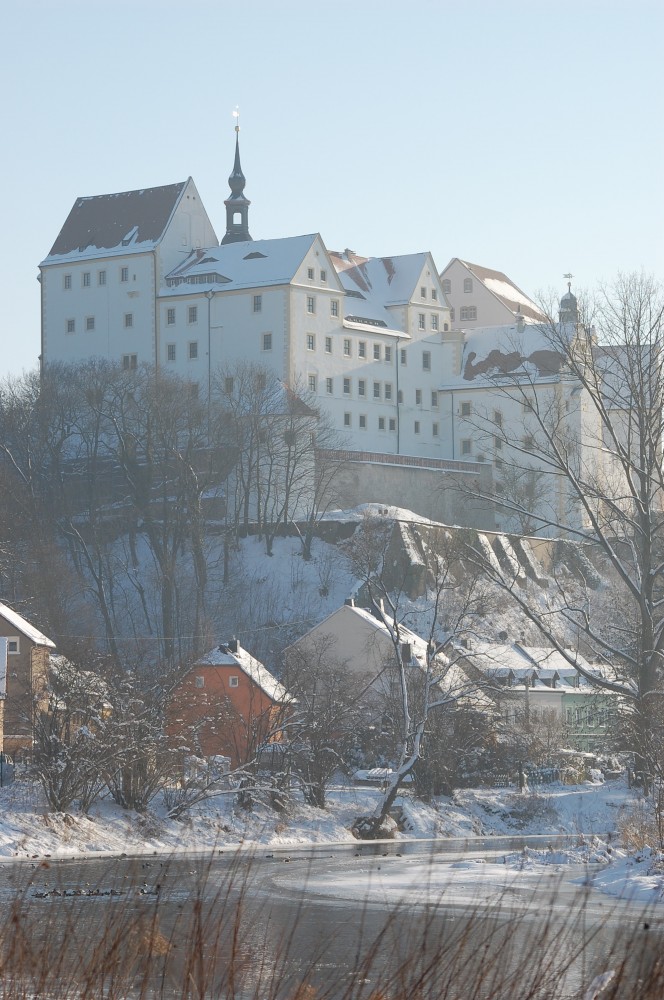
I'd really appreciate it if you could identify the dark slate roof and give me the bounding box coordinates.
[45,181,187,259]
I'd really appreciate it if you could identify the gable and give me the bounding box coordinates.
[0,603,55,648]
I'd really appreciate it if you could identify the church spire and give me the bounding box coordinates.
[221,109,252,245]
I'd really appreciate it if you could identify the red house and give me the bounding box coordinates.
[168,640,290,769]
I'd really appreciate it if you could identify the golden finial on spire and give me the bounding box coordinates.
[232,106,240,134]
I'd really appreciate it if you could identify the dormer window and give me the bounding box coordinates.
[121,226,138,246]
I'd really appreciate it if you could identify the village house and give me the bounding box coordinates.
[0,602,55,756]
[168,639,290,769]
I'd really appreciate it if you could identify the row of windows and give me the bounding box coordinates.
[441,278,473,295]
[319,376,439,408]
[420,286,438,301]
[343,413,440,436]
[304,295,339,317]
[166,342,199,361]
[66,312,134,334]
[166,306,198,325]
[64,266,129,289]
[306,267,327,282]
[417,312,442,332]
[446,306,477,323]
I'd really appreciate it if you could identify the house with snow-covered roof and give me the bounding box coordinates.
[167,639,291,768]
[0,603,55,756]
[440,258,545,331]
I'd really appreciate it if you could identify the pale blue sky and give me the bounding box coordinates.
[3,0,662,374]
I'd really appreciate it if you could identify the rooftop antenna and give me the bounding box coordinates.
[563,272,574,294]
[232,106,240,134]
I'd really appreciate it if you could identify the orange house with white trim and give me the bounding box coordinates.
[168,640,290,769]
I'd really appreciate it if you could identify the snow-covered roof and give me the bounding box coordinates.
[458,640,608,689]
[338,252,430,308]
[42,181,188,264]
[0,603,55,648]
[458,260,545,322]
[195,643,289,703]
[458,321,576,383]
[163,234,319,293]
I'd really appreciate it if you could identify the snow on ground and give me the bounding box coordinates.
[0,775,661,907]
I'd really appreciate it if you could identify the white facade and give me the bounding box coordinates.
[440,258,545,331]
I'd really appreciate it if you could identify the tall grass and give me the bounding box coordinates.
[0,849,661,998]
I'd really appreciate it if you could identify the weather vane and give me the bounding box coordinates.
[563,272,574,293]
[232,106,240,134]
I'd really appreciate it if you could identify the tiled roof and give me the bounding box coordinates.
[43,181,187,261]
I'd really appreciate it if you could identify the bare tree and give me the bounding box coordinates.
[465,274,664,778]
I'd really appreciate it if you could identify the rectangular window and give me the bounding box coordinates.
[307,267,315,280]
[414,421,420,434]
[373,344,381,361]
[63,274,72,290]
[224,376,234,394]
[307,333,315,351]
[167,343,176,361]
[494,436,503,451]
[431,314,439,331]
[442,279,451,294]
[167,308,176,325]
[389,418,396,431]
[195,675,205,689]
[120,266,129,283]
[124,313,133,328]
[400,348,407,365]
[494,410,503,426]
[331,299,339,317]
[325,377,333,394]
[460,306,477,321]
[384,346,392,363]
[307,295,315,314]
[82,271,91,287]
[98,270,106,286]
[325,336,332,353]
[358,379,366,397]
[523,435,534,450]
[384,383,393,400]
[320,269,327,282]
[421,286,426,299]
[378,416,386,430]
[461,439,472,455]
[373,381,381,399]
[262,332,272,351]
[431,390,439,408]
[85,316,95,331]
[359,414,367,429]
[464,278,473,293]
[229,676,239,688]
[461,401,471,417]
[343,339,351,357]
[188,305,198,324]
[253,294,262,313]
[358,341,366,358]
[122,353,138,370]
[433,422,439,436]
[343,377,351,395]
[422,351,431,371]
[189,341,198,360]
[418,313,426,330]
[449,306,455,322]
[66,318,75,333]
[308,374,317,392]
[344,412,351,427]
[431,289,438,301]
[7,637,19,654]
[397,390,403,403]
[415,389,422,405]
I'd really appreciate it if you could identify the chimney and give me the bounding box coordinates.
[515,311,525,334]
[227,637,238,654]
[344,598,355,607]
[401,642,412,664]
